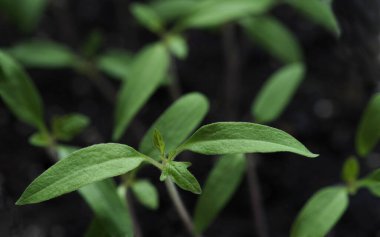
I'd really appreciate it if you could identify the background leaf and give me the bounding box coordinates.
[0,50,45,130]
[291,186,348,237]
[113,43,170,141]
[166,34,188,59]
[176,122,317,158]
[131,179,159,210]
[131,3,164,34]
[6,40,77,68]
[96,49,133,80]
[341,157,359,184]
[139,92,209,159]
[358,169,380,197]
[251,63,305,123]
[52,113,90,141]
[16,143,145,205]
[355,93,380,157]
[241,16,303,63]
[194,154,246,234]
[151,0,197,23]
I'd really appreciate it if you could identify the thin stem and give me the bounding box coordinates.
[165,179,199,237]
[126,190,144,237]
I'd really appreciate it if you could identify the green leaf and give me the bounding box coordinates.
[176,122,317,158]
[251,63,305,123]
[358,169,380,197]
[0,50,45,130]
[341,157,359,184]
[131,179,159,210]
[178,0,274,29]
[153,129,166,156]
[28,132,50,147]
[16,143,146,205]
[151,0,197,23]
[52,113,90,141]
[194,154,246,233]
[113,43,170,141]
[285,0,340,35]
[139,92,209,159]
[82,30,104,57]
[355,93,380,157]
[131,3,164,34]
[96,49,133,80]
[161,161,201,194]
[84,218,110,237]
[166,34,188,59]
[241,16,303,63]
[6,40,77,68]
[291,186,348,237]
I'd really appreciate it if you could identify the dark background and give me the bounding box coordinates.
[1,0,380,236]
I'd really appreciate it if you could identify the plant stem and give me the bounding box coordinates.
[246,155,269,237]
[165,179,199,237]
[168,55,182,100]
[126,190,144,237]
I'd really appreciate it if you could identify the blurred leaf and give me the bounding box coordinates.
[355,93,380,157]
[166,34,188,59]
[82,30,104,57]
[285,0,340,35]
[151,0,197,23]
[52,113,90,141]
[175,122,317,158]
[139,92,209,159]
[241,16,303,63]
[341,157,359,184]
[358,169,380,197]
[131,3,164,34]
[194,154,246,233]
[0,0,48,32]
[178,0,274,29]
[84,218,110,237]
[161,161,201,194]
[28,132,50,147]
[153,129,166,156]
[0,50,45,130]
[96,49,133,80]
[291,186,348,237]
[6,40,77,68]
[16,143,146,205]
[251,63,305,123]
[113,43,170,141]
[131,179,159,210]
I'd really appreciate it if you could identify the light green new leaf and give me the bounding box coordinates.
[7,40,77,68]
[113,43,170,141]
[139,92,209,159]
[166,34,188,59]
[194,154,246,233]
[241,16,303,63]
[341,157,359,184]
[131,3,164,34]
[96,49,133,80]
[291,186,348,237]
[151,0,197,23]
[285,0,340,35]
[252,63,305,123]
[355,93,380,157]
[131,179,159,210]
[0,51,45,130]
[175,122,317,158]
[52,113,90,141]
[358,169,380,197]
[161,161,201,194]
[16,143,146,205]
[178,0,274,29]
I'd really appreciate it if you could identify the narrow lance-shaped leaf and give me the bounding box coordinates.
[161,161,201,194]
[96,49,133,80]
[252,63,305,123]
[52,113,90,141]
[6,40,77,68]
[139,92,209,159]
[131,179,159,210]
[113,43,170,141]
[175,122,317,158]
[291,186,349,237]
[241,16,303,63]
[285,0,340,35]
[194,154,246,234]
[151,0,197,23]
[16,143,146,205]
[131,3,164,34]
[355,93,380,157]
[0,51,45,130]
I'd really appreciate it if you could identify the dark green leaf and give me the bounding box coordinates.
[82,30,104,57]
[113,43,170,141]
[355,93,380,157]
[16,143,146,205]
[52,113,90,141]
[131,3,164,34]
[241,16,303,63]
[176,122,317,158]
[251,63,305,123]
[0,50,45,130]
[7,40,76,68]
[194,154,246,233]
[139,92,209,159]
[96,49,133,80]
[285,0,340,35]
[162,161,201,194]
[131,179,159,210]
[28,132,50,147]
[291,186,348,237]
[341,157,359,184]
